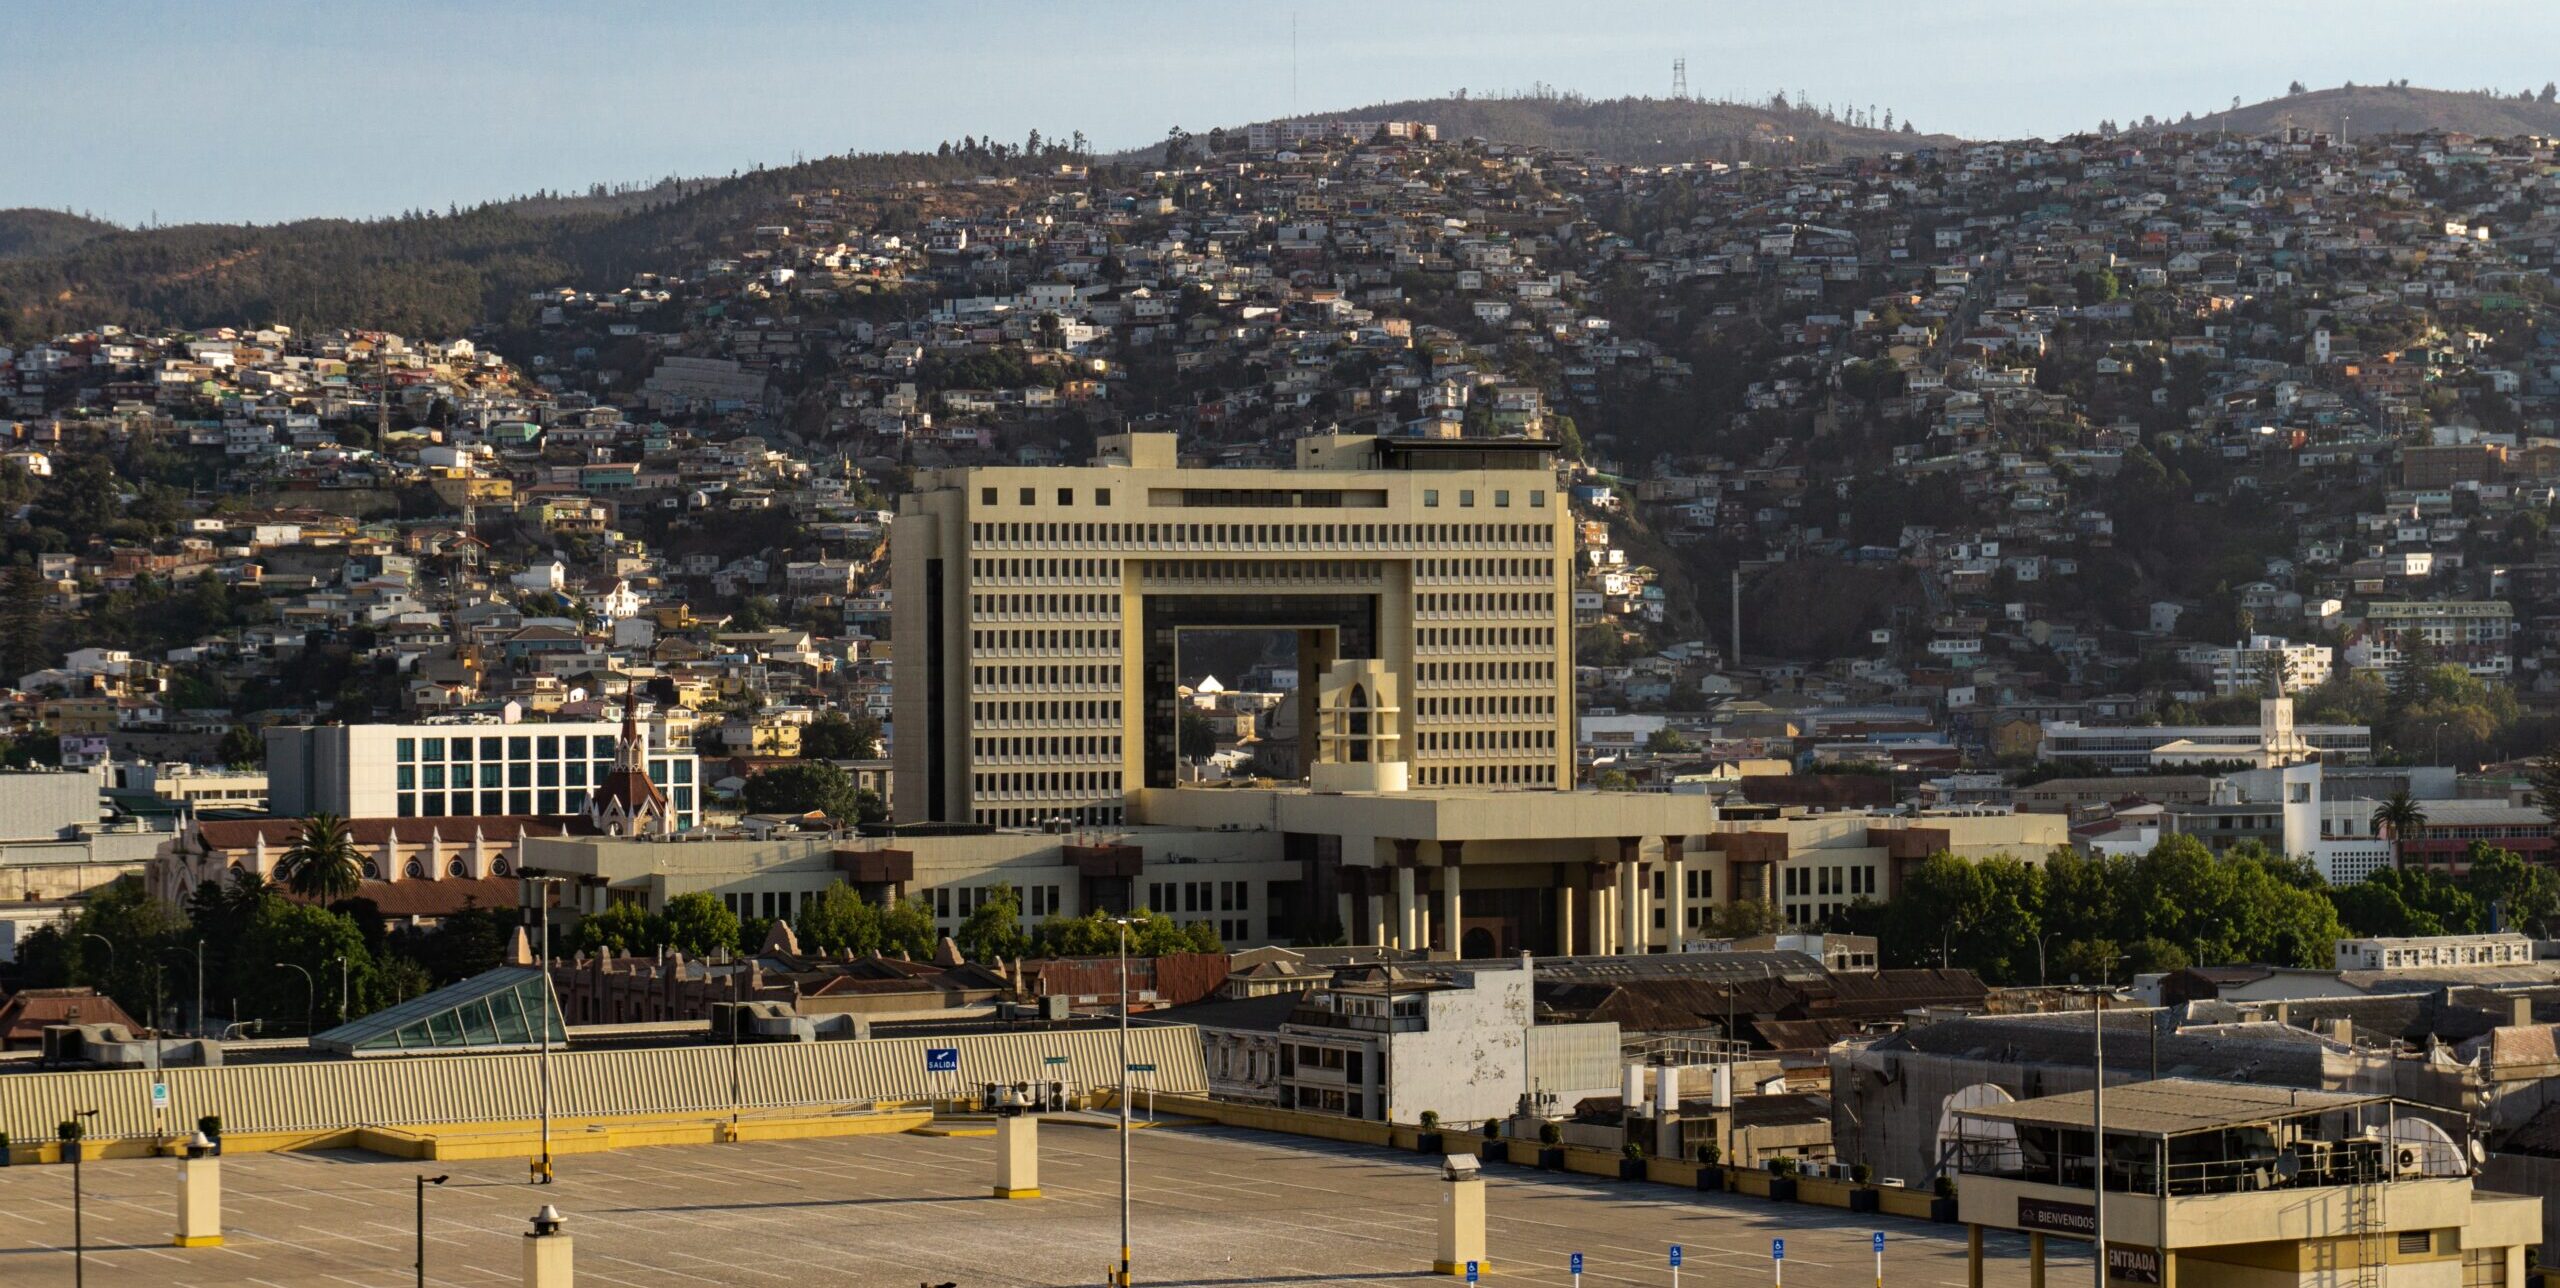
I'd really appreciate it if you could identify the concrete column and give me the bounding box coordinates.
[2163,1250,2179,1288]
[523,1215,573,1288]
[1443,869,1464,957]
[1370,875,1392,948]
[1439,841,1465,956]
[173,1145,221,1248]
[1396,866,1418,951]
[2029,1233,2045,1288]
[1616,838,1643,956]
[1337,890,1354,943]
[992,1113,1040,1199]
[1556,880,1575,956]
[1965,1224,1983,1288]
[1434,1170,1487,1276]
[1665,837,1687,945]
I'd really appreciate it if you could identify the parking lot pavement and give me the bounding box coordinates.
[0,1123,2060,1286]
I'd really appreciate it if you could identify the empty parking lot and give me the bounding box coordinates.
[0,1122,2060,1286]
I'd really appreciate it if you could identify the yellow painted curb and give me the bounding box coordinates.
[1433,1261,1490,1275]
[174,1235,224,1248]
[992,1186,1042,1199]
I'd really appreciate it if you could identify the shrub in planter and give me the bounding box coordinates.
[1419,1110,1439,1130]
[1851,1162,1873,1185]
[1696,1142,1721,1166]
[1619,1141,1647,1180]
[1538,1121,1562,1146]
[1930,1175,1960,1222]
[198,1115,223,1156]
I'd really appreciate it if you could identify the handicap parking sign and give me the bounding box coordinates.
[1671,1245,1684,1268]
[1572,1252,1584,1274]
[1875,1233,1887,1254]
[1774,1238,1786,1261]
[1466,1261,1479,1284]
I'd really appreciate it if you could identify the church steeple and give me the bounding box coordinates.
[590,698,668,836]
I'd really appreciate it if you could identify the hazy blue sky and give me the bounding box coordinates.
[9,1,2560,225]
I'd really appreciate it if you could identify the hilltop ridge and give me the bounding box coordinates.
[2170,84,2560,138]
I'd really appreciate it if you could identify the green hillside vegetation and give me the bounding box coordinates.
[0,146,1061,345]
[0,209,119,261]
[2172,83,2560,138]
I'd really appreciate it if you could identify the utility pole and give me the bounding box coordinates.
[414,1173,447,1288]
[526,874,567,1184]
[1111,915,1138,1287]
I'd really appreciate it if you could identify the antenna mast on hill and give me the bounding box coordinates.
[1672,58,1689,101]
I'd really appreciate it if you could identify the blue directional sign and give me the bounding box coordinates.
[1671,1245,1685,1268]
[924,1047,959,1073]
[1571,1252,1584,1275]
[1875,1232,1887,1254]
[1466,1261,1480,1284]
[1774,1238,1786,1261]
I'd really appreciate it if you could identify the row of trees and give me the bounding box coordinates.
[11,874,513,1036]
[567,880,1223,967]
[1836,833,2557,986]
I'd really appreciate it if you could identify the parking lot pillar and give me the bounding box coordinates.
[524,1205,573,1288]
[1434,1155,1486,1275]
[174,1131,222,1247]
[994,1111,1041,1198]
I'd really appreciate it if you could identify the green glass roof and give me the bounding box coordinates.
[313,966,564,1058]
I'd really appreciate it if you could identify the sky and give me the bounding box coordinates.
[8,1,2560,226]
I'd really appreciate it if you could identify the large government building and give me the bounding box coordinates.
[891,431,1576,827]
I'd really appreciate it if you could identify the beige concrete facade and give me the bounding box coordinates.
[892,432,1576,828]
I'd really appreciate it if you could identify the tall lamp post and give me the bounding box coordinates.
[524,873,568,1184]
[275,962,315,1038]
[63,1108,98,1288]
[1110,914,1139,1288]
[333,954,351,1024]
[414,1173,448,1288]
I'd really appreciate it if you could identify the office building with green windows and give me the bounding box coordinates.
[265,710,703,832]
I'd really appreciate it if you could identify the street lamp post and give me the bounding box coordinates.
[524,874,567,1184]
[333,954,351,1024]
[63,1108,97,1288]
[414,1173,448,1288]
[79,932,113,985]
[1110,914,1138,1288]
[276,962,315,1037]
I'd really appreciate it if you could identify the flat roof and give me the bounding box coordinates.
[1957,1077,2387,1138]
[0,1117,2033,1287]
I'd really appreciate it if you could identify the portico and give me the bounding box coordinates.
[1132,786,1717,958]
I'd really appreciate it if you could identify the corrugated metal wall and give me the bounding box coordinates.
[1,1026,1206,1140]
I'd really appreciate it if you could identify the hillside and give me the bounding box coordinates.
[1147,94,1956,166]
[0,151,1049,345]
[2172,85,2560,138]
[0,209,119,261]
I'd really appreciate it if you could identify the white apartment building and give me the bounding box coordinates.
[2347,600,2514,681]
[2177,634,2332,696]
[2333,933,2536,972]
[266,711,704,831]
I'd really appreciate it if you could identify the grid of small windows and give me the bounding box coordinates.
[1780,864,1878,925]
[1410,551,1567,790]
[393,731,696,827]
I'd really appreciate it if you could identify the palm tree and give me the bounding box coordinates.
[2371,792,2429,870]
[275,814,365,903]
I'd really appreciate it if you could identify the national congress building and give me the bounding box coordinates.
[892,431,1577,828]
